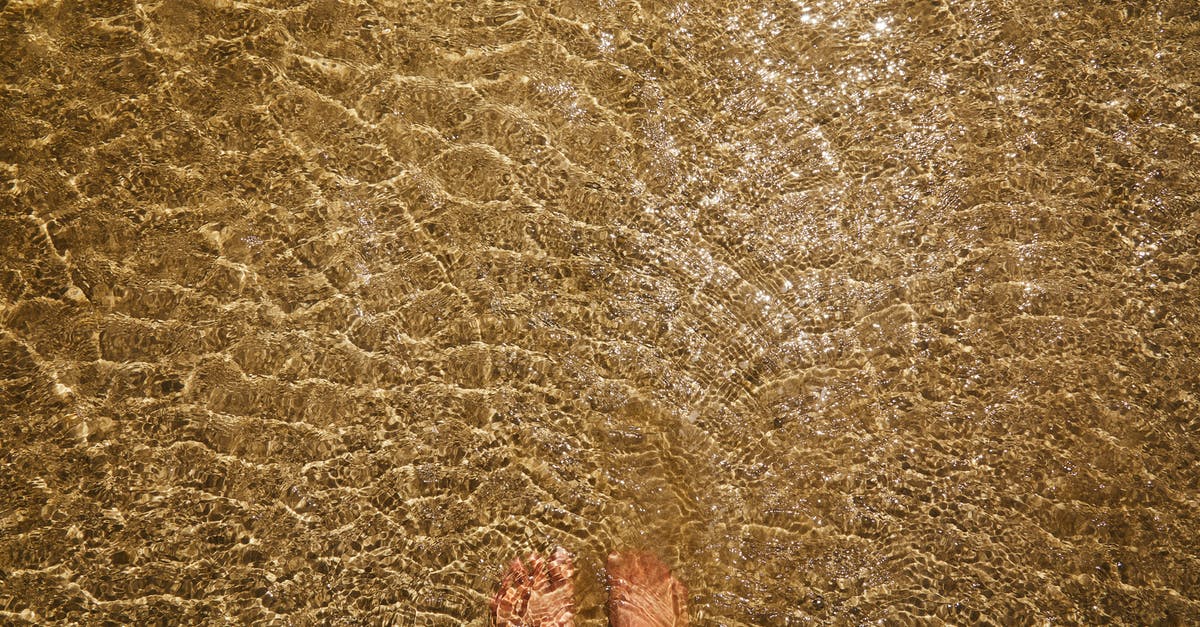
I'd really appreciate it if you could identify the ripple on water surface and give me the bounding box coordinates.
[1,0,1199,624]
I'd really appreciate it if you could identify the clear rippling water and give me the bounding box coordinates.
[2,0,1199,624]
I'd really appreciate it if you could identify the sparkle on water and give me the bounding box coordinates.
[1,0,1199,624]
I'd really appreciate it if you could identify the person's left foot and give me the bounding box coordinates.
[490,546,576,626]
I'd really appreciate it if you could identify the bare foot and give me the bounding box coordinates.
[606,551,689,627]
[490,546,576,626]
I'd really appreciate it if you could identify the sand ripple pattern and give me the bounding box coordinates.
[2,0,1199,623]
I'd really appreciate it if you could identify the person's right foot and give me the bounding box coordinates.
[606,551,689,627]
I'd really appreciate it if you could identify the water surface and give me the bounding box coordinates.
[2,0,1199,623]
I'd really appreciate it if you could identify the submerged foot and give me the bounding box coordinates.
[606,551,689,627]
[490,546,576,626]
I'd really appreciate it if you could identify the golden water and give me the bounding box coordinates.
[2,0,1199,624]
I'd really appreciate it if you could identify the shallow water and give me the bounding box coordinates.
[2,0,1199,624]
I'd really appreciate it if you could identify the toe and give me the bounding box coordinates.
[527,552,550,593]
[548,546,575,588]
